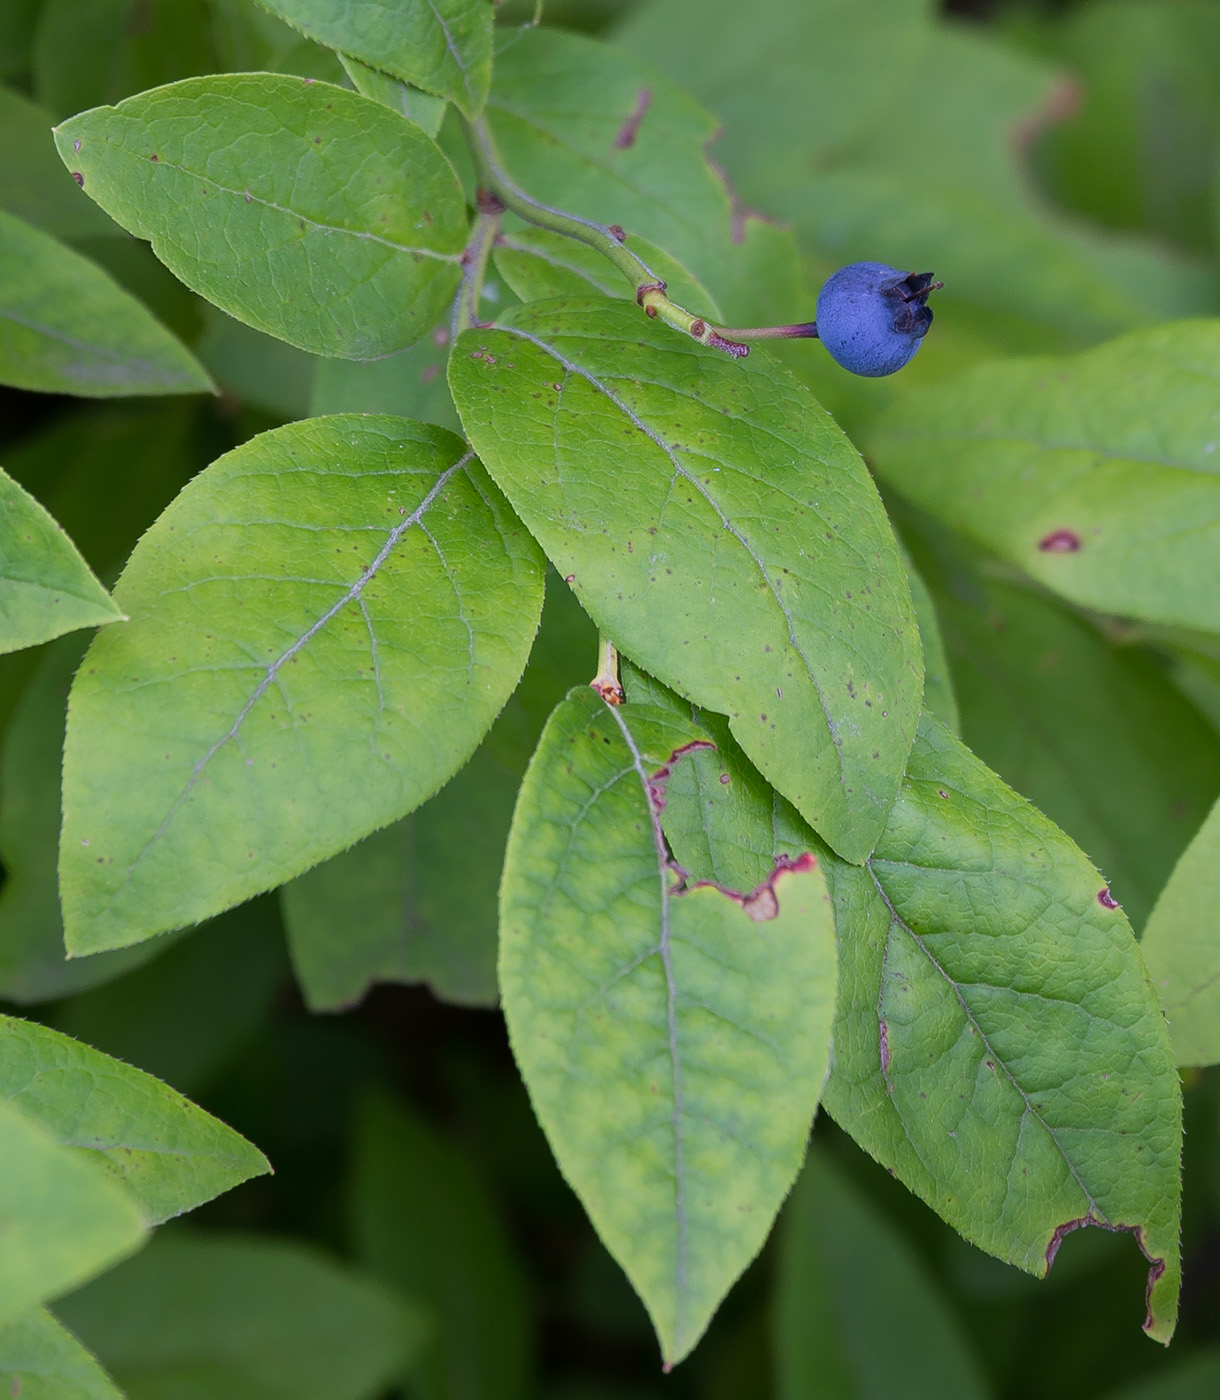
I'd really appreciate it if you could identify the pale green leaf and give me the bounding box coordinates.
[0,467,122,656]
[54,75,467,358]
[449,299,922,863]
[0,85,118,238]
[643,682,1183,1343]
[260,0,493,118]
[500,686,836,1365]
[61,416,544,954]
[774,1150,990,1400]
[57,1232,428,1400]
[348,1093,531,1400]
[0,1307,124,1400]
[492,226,721,318]
[339,52,447,137]
[0,1014,270,1224]
[0,1098,145,1328]
[1140,794,1220,1067]
[0,210,212,397]
[866,322,1220,633]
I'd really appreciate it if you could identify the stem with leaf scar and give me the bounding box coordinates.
[462,114,819,359]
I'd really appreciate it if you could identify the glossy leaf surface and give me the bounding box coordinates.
[60,416,544,953]
[260,0,493,118]
[0,1014,269,1223]
[868,323,1220,632]
[0,1307,124,1400]
[58,1233,427,1400]
[501,686,836,1364]
[0,210,211,397]
[450,299,922,861]
[0,467,121,656]
[55,75,467,358]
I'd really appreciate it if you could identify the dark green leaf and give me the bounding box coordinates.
[57,1232,427,1400]
[500,686,836,1364]
[339,52,447,137]
[449,299,922,862]
[259,0,494,118]
[55,75,467,358]
[866,322,1220,633]
[0,467,121,655]
[196,310,318,420]
[0,1014,270,1223]
[310,327,460,432]
[0,1098,145,1327]
[349,1092,532,1400]
[0,211,213,397]
[60,416,544,954]
[0,1307,124,1400]
[774,1150,990,1400]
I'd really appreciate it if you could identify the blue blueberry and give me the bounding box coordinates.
[815,262,939,377]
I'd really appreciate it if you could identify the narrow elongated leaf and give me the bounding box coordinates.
[61,416,544,953]
[349,1093,532,1400]
[501,686,836,1365]
[900,549,958,735]
[0,210,211,397]
[1140,794,1220,1066]
[0,1014,269,1223]
[0,467,121,655]
[867,322,1220,632]
[54,75,467,358]
[774,1150,990,1400]
[0,1307,124,1400]
[0,1098,145,1327]
[339,53,447,137]
[57,1233,427,1400]
[261,0,493,118]
[640,678,1183,1342]
[450,299,922,862]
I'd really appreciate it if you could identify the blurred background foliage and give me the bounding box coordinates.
[3,0,1220,1396]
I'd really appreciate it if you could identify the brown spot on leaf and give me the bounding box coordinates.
[1039,528,1081,553]
[613,87,652,150]
[1098,887,1120,908]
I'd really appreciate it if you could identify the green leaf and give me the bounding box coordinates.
[492,226,721,318]
[1101,1351,1220,1400]
[0,1098,145,1327]
[500,686,837,1365]
[0,637,177,1003]
[899,548,958,735]
[196,309,318,420]
[449,299,922,862]
[282,574,595,1011]
[339,52,447,138]
[0,210,213,397]
[866,322,1220,633]
[484,27,802,327]
[54,75,467,359]
[57,1232,428,1400]
[0,85,118,239]
[260,0,494,119]
[0,467,122,656]
[60,415,544,954]
[0,1013,270,1224]
[1140,794,1220,1067]
[927,572,1220,929]
[644,684,1183,1343]
[0,1307,124,1400]
[348,1092,531,1400]
[310,329,461,433]
[774,1150,990,1400]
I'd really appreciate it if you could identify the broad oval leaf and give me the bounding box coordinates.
[0,1097,145,1327]
[641,678,1183,1343]
[54,75,467,358]
[0,467,121,655]
[1140,793,1220,1067]
[450,299,923,862]
[867,322,1220,632]
[60,415,544,954]
[0,210,211,397]
[0,1014,269,1223]
[500,685,836,1365]
[261,0,493,118]
[57,1232,428,1400]
[0,1307,124,1400]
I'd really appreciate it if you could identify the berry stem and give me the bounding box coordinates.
[464,115,809,359]
[451,191,504,338]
